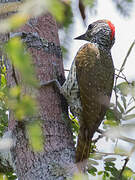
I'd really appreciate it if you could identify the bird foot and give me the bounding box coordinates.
[40,62,64,94]
[40,79,63,94]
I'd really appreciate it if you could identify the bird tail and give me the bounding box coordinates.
[75,128,91,163]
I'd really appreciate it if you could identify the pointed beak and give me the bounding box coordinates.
[74,33,86,40]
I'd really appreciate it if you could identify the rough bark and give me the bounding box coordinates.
[0,2,76,179]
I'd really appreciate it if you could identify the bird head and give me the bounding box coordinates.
[75,20,115,50]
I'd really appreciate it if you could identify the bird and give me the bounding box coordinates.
[61,19,115,163]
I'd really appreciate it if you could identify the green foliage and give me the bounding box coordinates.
[26,121,44,152]
[104,161,120,179]
[61,3,73,28]
[70,114,79,134]
[87,166,97,176]
[7,88,37,121]
[114,81,135,122]
[4,171,17,180]
[0,59,8,137]
[48,0,65,22]
[104,108,120,127]
[123,167,134,179]
[97,161,127,180]
[97,162,135,180]
[82,0,97,8]
[49,0,73,28]
[5,37,38,87]
[0,59,17,179]
[0,101,8,137]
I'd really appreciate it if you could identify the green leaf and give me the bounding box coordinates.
[106,109,116,121]
[123,170,133,178]
[48,0,65,22]
[27,121,44,152]
[9,13,29,30]
[105,109,120,126]
[58,2,73,28]
[123,114,135,120]
[1,74,7,88]
[121,96,127,110]
[70,115,79,133]
[9,86,21,98]
[123,167,133,178]
[105,161,115,167]
[82,0,96,8]
[88,159,99,166]
[98,171,104,175]
[15,95,37,120]
[126,106,135,114]
[7,92,37,121]
[5,37,38,87]
[104,171,110,177]
[0,91,5,99]
[88,166,97,176]
[104,120,118,127]
[104,157,116,162]
[90,153,103,160]
[1,64,6,74]
[117,101,124,113]
[117,82,130,96]
[130,81,135,97]
[8,175,17,180]
[104,161,119,178]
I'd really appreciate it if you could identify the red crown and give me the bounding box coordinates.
[106,20,115,40]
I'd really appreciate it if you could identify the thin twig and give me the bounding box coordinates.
[132,97,135,104]
[115,68,120,72]
[97,129,135,144]
[121,71,129,82]
[118,40,135,76]
[92,134,104,143]
[127,97,134,108]
[119,157,129,179]
[95,151,128,157]
[114,40,135,108]
[64,69,70,72]
[119,145,135,179]
[119,145,135,180]
[115,74,129,83]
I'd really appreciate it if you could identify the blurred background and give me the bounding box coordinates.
[59,0,135,80]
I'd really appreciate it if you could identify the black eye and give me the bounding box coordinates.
[88,24,94,30]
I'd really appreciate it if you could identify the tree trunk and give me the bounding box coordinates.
[0,3,76,179]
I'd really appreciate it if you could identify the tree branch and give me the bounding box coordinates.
[97,128,135,144]
[95,151,128,157]
[119,157,129,179]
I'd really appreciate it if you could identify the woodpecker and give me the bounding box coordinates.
[61,20,115,163]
